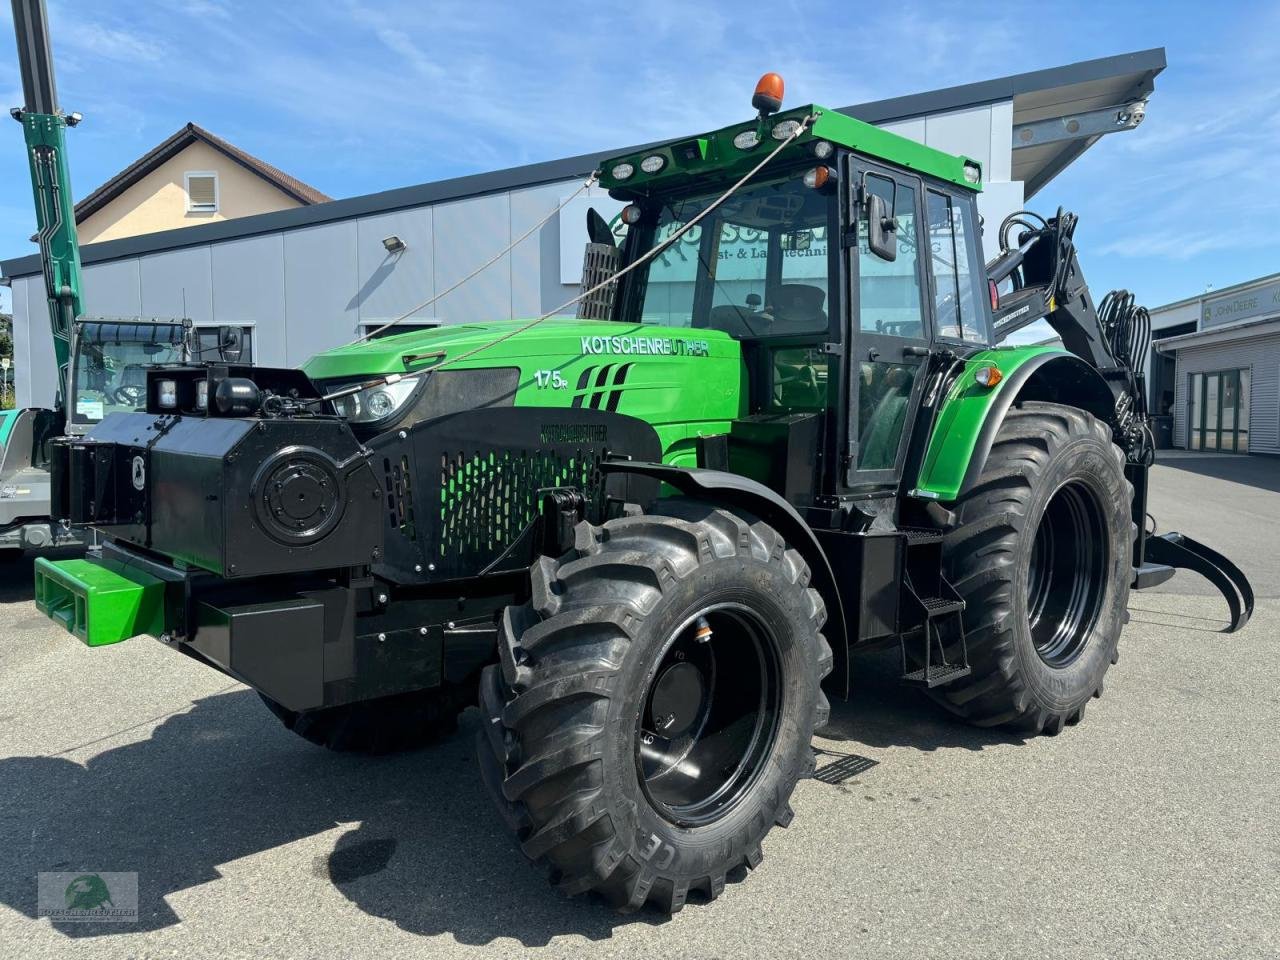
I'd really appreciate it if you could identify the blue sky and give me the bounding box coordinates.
[1,0,1277,320]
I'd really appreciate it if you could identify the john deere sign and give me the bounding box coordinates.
[1202,279,1280,329]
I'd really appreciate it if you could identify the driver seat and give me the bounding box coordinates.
[771,284,827,327]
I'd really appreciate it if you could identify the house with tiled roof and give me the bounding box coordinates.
[74,123,331,244]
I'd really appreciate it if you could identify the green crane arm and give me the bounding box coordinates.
[11,0,82,407]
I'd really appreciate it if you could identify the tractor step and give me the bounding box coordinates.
[898,576,970,688]
[918,595,963,617]
[900,526,944,545]
[901,662,971,688]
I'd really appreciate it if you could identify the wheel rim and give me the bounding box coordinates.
[636,603,782,827]
[1026,480,1110,667]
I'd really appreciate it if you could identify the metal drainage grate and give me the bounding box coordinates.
[812,753,879,784]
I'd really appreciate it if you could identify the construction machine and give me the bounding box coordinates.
[31,68,1251,914]
[2,0,221,556]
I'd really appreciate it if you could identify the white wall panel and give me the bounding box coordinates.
[431,193,511,325]
[11,278,33,408]
[81,260,142,318]
[924,105,994,174]
[355,208,435,327]
[211,233,287,366]
[283,221,358,365]
[139,245,214,324]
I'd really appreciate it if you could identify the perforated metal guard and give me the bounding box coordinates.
[369,407,661,583]
[437,447,605,566]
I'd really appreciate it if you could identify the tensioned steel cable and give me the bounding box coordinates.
[423,113,818,373]
[352,171,600,344]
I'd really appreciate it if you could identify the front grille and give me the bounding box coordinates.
[438,448,604,566]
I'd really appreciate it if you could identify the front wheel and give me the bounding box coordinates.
[934,402,1132,734]
[477,499,831,912]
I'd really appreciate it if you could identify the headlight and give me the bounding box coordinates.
[639,154,666,174]
[610,162,635,181]
[331,376,422,425]
[157,379,177,409]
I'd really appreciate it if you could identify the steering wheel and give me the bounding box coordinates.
[109,383,146,406]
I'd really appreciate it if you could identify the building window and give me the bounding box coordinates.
[185,172,219,213]
[194,325,253,363]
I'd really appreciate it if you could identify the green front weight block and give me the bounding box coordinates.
[34,557,166,647]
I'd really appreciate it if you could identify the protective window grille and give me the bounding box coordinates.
[185,172,218,212]
[438,449,605,563]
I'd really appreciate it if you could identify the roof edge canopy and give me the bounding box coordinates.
[3,49,1165,280]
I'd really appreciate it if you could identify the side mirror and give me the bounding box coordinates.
[865,193,897,262]
[217,325,244,363]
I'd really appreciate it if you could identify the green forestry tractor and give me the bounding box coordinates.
[28,62,1252,912]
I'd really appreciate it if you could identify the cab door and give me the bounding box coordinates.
[845,163,931,489]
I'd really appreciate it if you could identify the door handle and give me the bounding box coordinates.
[902,346,930,357]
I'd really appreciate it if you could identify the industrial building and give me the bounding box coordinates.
[1148,273,1280,456]
[2,49,1165,411]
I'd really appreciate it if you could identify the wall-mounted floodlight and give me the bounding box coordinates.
[382,235,407,254]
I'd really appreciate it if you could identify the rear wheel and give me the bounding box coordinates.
[477,499,830,912]
[259,679,476,753]
[933,402,1132,733]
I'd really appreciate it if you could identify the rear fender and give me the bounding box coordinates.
[915,348,1114,502]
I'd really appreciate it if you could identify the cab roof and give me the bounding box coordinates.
[599,104,982,196]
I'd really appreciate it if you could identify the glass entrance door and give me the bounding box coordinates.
[847,165,930,488]
[1188,369,1250,453]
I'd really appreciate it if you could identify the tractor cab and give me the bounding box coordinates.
[597,99,992,505]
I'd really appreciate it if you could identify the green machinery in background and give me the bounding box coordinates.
[33,69,1252,914]
[2,0,201,555]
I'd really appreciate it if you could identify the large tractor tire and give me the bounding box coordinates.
[934,402,1132,734]
[259,680,476,753]
[477,499,831,913]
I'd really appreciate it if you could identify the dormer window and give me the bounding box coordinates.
[185,171,218,212]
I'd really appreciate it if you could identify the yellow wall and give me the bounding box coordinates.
[78,140,304,244]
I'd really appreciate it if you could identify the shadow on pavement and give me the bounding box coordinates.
[1155,455,1280,494]
[0,548,81,605]
[820,648,1024,752]
[0,652,1028,944]
[0,689,661,946]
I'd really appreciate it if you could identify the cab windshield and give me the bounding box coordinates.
[72,337,185,424]
[632,172,833,339]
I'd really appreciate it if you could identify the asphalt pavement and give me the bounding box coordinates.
[0,453,1276,959]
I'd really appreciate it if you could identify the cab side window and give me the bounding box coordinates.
[927,190,987,343]
[858,174,924,339]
